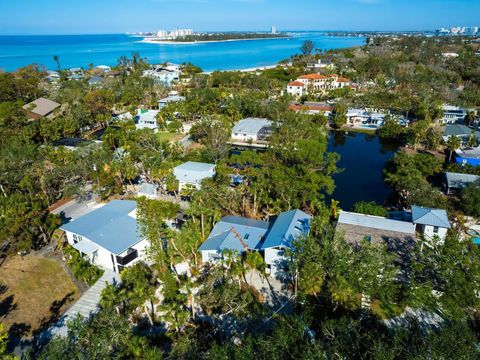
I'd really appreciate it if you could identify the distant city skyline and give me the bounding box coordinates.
[1,0,480,35]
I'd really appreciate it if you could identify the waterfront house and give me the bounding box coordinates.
[173,161,216,192]
[231,118,273,142]
[411,206,450,243]
[337,205,451,244]
[23,98,61,120]
[337,211,416,244]
[454,147,480,167]
[198,209,311,276]
[441,105,469,124]
[443,172,480,195]
[60,200,150,273]
[442,124,480,146]
[143,64,180,85]
[158,95,185,109]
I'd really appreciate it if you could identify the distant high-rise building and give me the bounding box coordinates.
[156,29,194,39]
[271,26,277,35]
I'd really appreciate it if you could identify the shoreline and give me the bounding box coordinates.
[140,36,290,45]
[202,64,280,74]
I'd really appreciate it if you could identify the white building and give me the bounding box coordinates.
[135,109,160,130]
[231,118,273,142]
[287,81,306,97]
[96,65,112,73]
[60,200,150,273]
[411,206,450,244]
[173,161,216,192]
[156,29,193,39]
[198,209,311,276]
[441,105,468,124]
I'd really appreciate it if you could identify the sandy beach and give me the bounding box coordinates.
[202,64,281,74]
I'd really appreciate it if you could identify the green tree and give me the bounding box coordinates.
[462,183,480,218]
[445,135,461,162]
[352,201,387,217]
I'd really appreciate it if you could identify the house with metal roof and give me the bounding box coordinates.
[22,98,61,120]
[442,124,480,145]
[60,200,149,273]
[411,206,451,243]
[454,147,480,167]
[231,118,273,142]
[136,182,158,199]
[158,95,185,109]
[198,209,311,276]
[443,172,480,195]
[337,205,451,245]
[337,211,416,244]
[173,161,215,192]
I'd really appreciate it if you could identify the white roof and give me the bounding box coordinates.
[173,161,215,184]
[338,211,415,234]
[72,240,99,255]
[232,118,272,135]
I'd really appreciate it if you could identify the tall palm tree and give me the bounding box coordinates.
[446,136,461,162]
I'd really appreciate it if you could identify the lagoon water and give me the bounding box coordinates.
[0,33,364,72]
[327,131,398,210]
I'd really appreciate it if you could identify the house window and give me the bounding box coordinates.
[433,226,439,234]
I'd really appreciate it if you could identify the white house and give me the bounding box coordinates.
[198,209,311,276]
[136,109,160,130]
[336,205,451,245]
[60,200,149,273]
[286,81,306,97]
[231,118,273,142]
[173,161,216,192]
[411,205,451,243]
[441,105,469,124]
[96,65,112,73]
[143,64,180,85]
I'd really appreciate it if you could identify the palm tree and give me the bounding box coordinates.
[466,111,476,127]
[446,136,461,162]
[244,251,265,284]
[53,55,61,71]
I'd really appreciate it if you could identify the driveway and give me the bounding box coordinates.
[51,195,104,223]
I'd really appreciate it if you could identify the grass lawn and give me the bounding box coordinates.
[0,255,80,339]
[157,132,184,143]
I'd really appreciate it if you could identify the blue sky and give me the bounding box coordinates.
[0,0,479,34]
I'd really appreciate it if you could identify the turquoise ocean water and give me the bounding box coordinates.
[0,33,364,72]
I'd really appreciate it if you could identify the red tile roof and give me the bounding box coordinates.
[298,74,328,80]
[336,77,351,83]
[288,81,305,87]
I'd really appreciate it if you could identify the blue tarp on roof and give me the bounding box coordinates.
[411,205,451,229]
[261,209,311,249]
[60,200,142,255]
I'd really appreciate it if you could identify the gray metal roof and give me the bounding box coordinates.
[198,215,269,252]
[338,211,415,234]
[411,206,451,229]
[158,95,185,103]
[232,118,272,135]
[137,182,157,196]
[445,172,480,189]
[60,200,143,255]
[443,124,480,140]
[261,209,311,249]
[173,162,215,184]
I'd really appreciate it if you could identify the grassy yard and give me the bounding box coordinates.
[0,255,80,340]
[157,132,184,143]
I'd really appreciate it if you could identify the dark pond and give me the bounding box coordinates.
[327,131,399,210]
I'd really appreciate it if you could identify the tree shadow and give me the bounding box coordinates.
[7,322,31,352]
[34,291,76,335]
[0,294,17,318]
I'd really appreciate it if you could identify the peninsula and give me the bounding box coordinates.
[143,32,289,44]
